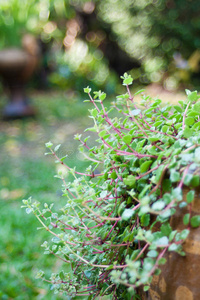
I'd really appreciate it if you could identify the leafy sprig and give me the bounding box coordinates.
[23,74,200,299]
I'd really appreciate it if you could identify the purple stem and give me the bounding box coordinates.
[103,220,119,242]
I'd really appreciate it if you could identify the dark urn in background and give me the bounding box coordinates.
[0,34,40,119]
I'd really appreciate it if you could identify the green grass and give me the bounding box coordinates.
[0,90,93,299]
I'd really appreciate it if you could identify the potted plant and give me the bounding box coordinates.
[23,73,200,299]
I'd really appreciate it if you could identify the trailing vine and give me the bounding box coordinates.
[23,73,200,299]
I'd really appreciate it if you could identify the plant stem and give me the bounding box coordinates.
[182,102,190,130]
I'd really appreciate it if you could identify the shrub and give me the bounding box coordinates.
[97,0,200,87]
[23,73,200,299]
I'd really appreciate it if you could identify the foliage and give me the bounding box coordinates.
[2,0,200,89]
[23,74,200,299]
[0,0,40,47]
[0,0,118,91]
[3,0,200,91]
[0,0,79,47]
[0,0,82,47]
[97,0,200,86]
[48,0,200,89]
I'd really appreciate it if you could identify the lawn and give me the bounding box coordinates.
[0,90,92,299]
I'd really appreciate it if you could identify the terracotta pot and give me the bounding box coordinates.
[146,188,200,300]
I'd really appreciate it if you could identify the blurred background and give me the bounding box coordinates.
[0,0,199,299]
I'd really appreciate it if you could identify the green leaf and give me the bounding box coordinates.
[152,201,165,211]
[187,90,199,102]
[141,214,150,226]
[122,134,132,145]
[99,92,106,101]
[124,175,136,187]
[35,270,45,279]
[183,126,193,138]
[149,137,160,142]
[74,133,82,140]
[155,165,165,183]
[174,105,182,113]
[193,101,200,113]
[99,130,107,138]
[118,202,126,216]
[172,187,182,201]
[188,110,199,117]
[163,193,172,204]
[162,125,169,133]
[143,257,154,272]
[45,141,53,148]
[178,100,184,106]
[124,77,133,85]
[59,271,65,280]
[180,153,194,164]
[161,223,172,236]
[185,117,195,126]
[89,108,98,117]
[179,202,187,208]
[121,73,133,85]
[183,174,193,186]
[139,184,151,199]
[186,190,195,204]
[180,229,190,240]
[147,250,158,258]
[170,169,180,182]
[105,265,114,270]
[110,171,117,180]
[130,249,141,260]
[154,269,162,276]
[185,89,191,96]
[121,209,134,221]
[162,179,172,192]
[174,139,186,149]
[140,160,152,173]
[191,215,200,228]
[140,196,150,206]
[84,86,91,93]
[168,243,180,251]
[169,230,177,242]
[131,109,141,116]
[145,108,154,115]
[158,258,167,265]
[84,270,92,278]
[26,208,32,214]
[54,144,61,152]
[134,89,145,95]
[192,121,200,130]
[100,191,107,198]
[136,139,146,151]
[155,236,169,246]
[154,121,163,127]
[183,213,190,225]
[190,175,200,187]
[85,127,97,132]
[174,123,182,130]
